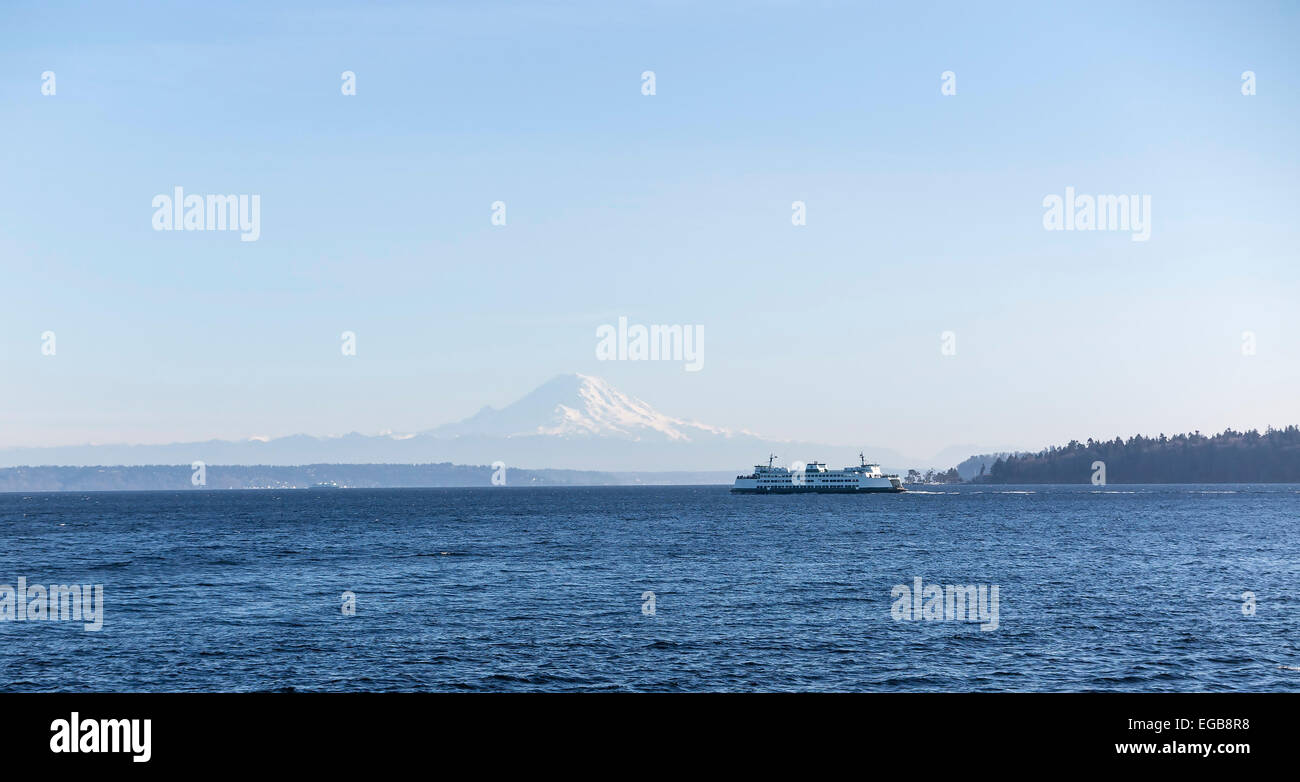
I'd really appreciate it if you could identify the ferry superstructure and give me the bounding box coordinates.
[731,454,905,494]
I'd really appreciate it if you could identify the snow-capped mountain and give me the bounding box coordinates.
[0,373,905,472]
[429,374,735,442]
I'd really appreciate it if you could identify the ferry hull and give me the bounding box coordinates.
[731,486,906,494]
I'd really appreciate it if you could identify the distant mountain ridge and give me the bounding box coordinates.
[0,463,737,492]
[0,374,907,472]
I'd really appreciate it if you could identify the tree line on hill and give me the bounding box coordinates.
[904,468,963,484]
[978,426,1300,484]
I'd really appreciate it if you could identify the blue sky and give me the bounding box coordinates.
[1,0,1297,460]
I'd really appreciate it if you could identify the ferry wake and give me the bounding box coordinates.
[731,454,906,494]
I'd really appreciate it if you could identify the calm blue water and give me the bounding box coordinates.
[2,485,1298,692]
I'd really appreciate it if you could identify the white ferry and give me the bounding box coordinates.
[731,454,905,494]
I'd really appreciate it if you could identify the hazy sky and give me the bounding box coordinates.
[2,0,1297,461]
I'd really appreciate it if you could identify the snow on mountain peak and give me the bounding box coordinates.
[430,373,733,441]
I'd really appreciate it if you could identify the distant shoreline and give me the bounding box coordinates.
[3,474,1299,494]
[0,463,737,492]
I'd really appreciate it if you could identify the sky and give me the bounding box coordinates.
[1,0,1297,462]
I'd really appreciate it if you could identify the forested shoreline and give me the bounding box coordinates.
[979,426,1300,483]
